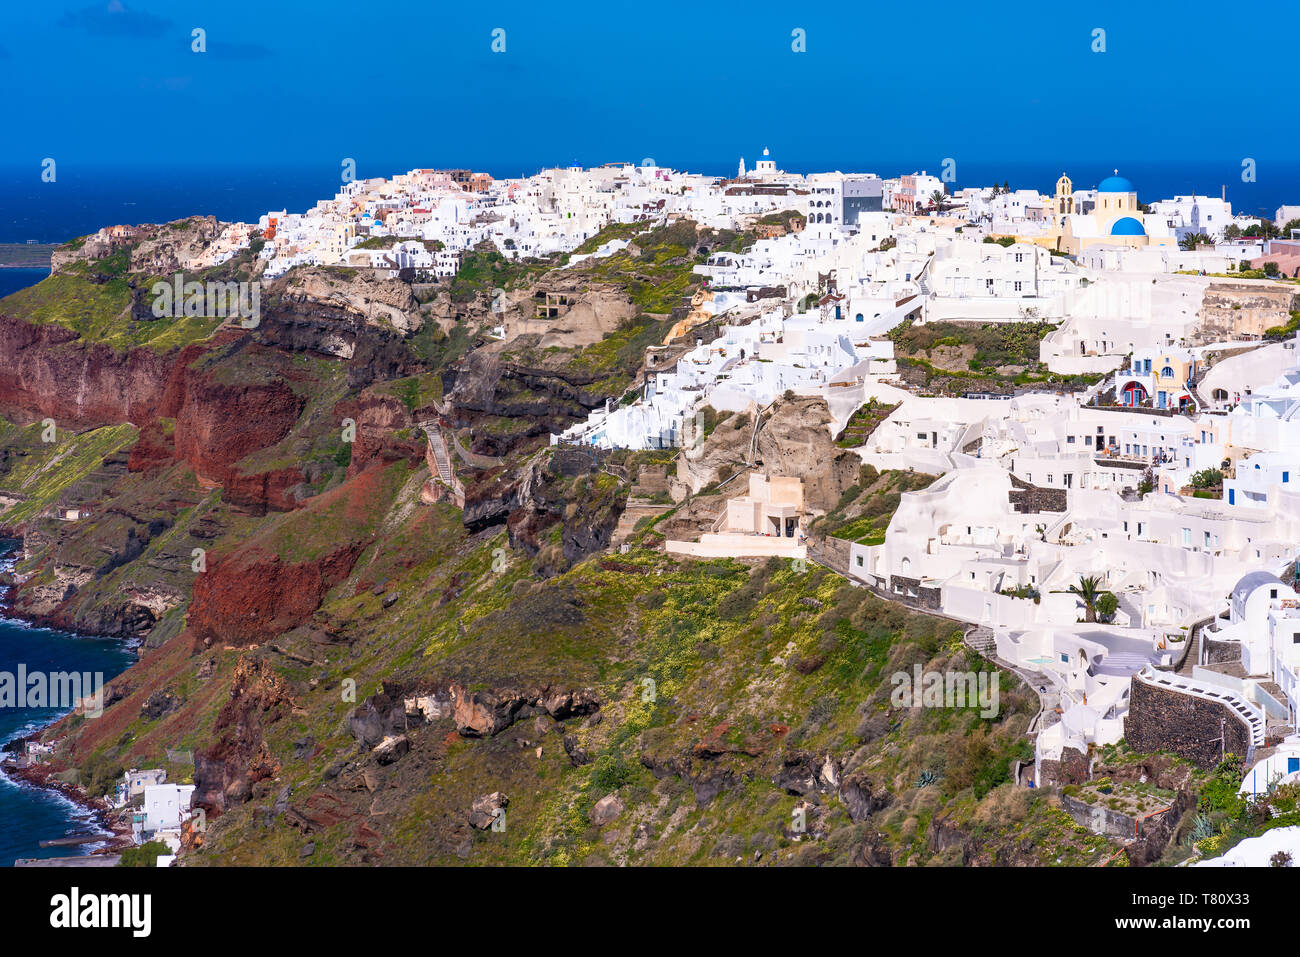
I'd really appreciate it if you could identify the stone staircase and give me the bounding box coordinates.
[419,421,465,507]
[965,626,997,656]
[1117,591,1144,628]
[427,428,454,485]
[1176,628,1201,677]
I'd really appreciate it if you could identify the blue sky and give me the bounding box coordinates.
[1,0,1297,177]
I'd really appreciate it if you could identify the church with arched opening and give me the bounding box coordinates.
[1055,171,1177,255]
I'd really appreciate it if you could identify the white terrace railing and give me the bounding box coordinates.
[1133,665,1266,751]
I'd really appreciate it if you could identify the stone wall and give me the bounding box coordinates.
[1008,475,1067,514]
[1038,745,1088,788]
[1198,283,1299,342]
[812,536,851,577]
[1125,790,1196,866]
[1123,678,1250,769]
[888,575,942,610]
[1061,793,1140,840]
[1060,781,1194,864]
[1203,637,1241,665]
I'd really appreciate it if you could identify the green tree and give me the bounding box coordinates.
[1068,574,1104,623]
[1191,467,1223,489]
[1179,232,1212,251]
[1095,591,1119,623]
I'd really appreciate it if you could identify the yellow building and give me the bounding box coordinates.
[1056,171,1177,255]
[1117,347,1198,411]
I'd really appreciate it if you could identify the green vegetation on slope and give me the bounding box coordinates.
[0,251,224,352]
[0,421,138,527]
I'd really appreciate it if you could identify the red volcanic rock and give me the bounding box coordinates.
[0,315,175,426]
[335,392,424,477]
[172,368,304,482]
[127,419,177,474]
[0,318,306,513]
[193,655,291,814]
[188,540,366,648]
[222,465,307,514]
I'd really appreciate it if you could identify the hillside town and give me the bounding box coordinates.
[521,153,1300,861]
[11,148,1300,871]
[222,148,1300,861]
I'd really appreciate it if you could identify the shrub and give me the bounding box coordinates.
[1191,468,1223,489]
[119,841,170,867]
[1095,592,1119,623]
[589,753,635,793]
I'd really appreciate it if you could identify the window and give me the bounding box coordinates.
[1181,527,1191,547]
[1067,435,1075,444]
[1271,589,1278,599]
[856,555,864,567]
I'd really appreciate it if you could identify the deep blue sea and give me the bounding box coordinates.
[0,546,134,866]
[0,269,51,300]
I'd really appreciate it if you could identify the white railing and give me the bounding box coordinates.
[1134,665,1265,749]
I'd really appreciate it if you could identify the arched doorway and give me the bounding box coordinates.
[1122,381,1148,407]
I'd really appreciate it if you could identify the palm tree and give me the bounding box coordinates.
[929,190,948,212]
[1179,232,1212,251]
[1068,574,1104,622]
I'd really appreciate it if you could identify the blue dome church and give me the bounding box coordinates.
[1057,170,1176,255]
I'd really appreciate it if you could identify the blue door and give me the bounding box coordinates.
[1288,757,1299,774]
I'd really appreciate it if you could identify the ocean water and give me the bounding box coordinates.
[0,545,133,865]
[0,269,51,300]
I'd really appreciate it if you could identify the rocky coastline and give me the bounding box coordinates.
[0,538,138,860]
